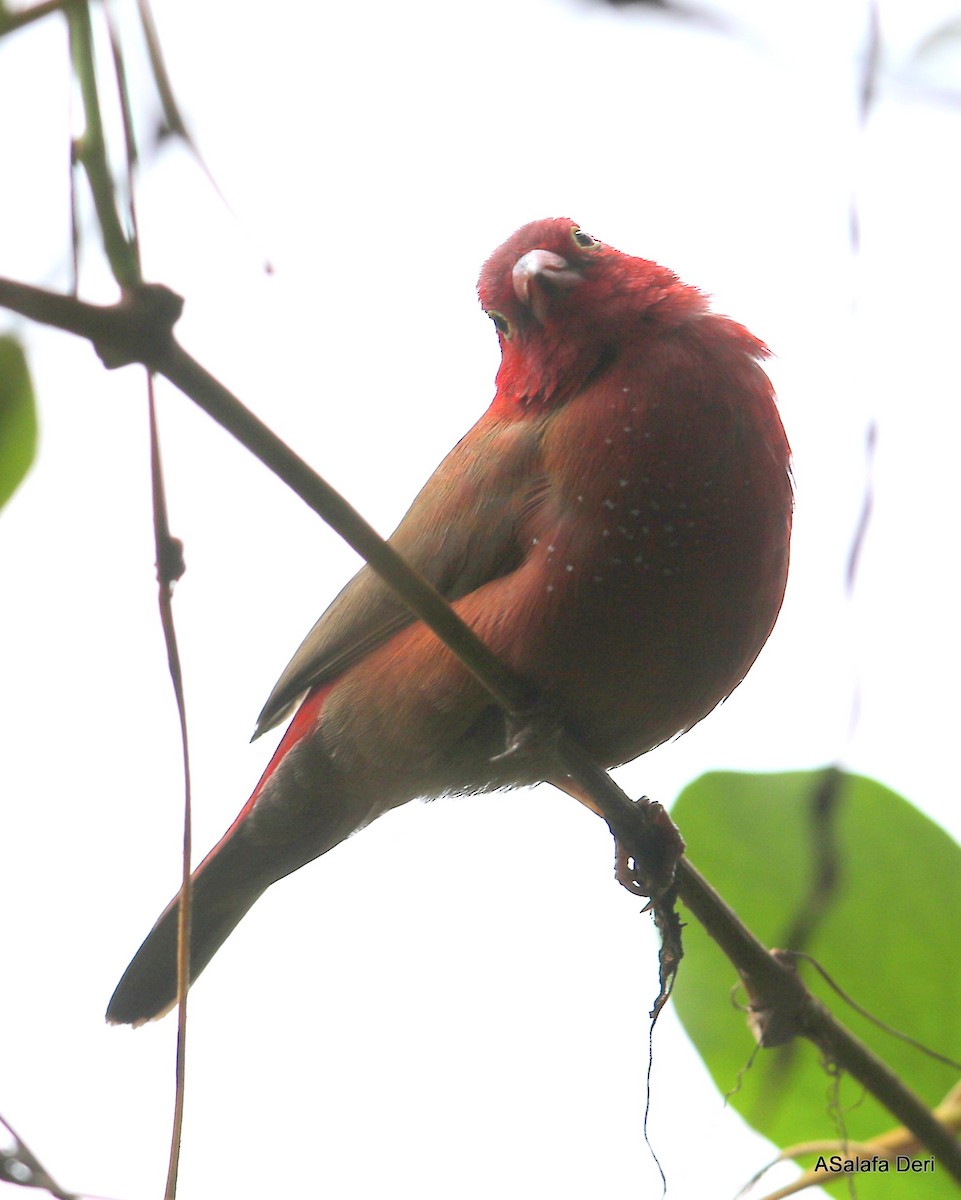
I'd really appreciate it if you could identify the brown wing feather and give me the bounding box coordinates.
[253,414,547,738]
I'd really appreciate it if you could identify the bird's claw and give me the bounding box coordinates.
[611,796,685,902]
[615,841,653,899]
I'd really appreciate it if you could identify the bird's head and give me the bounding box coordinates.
[478,218,706,414]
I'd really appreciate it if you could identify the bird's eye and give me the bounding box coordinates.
[488,310,512,338]
[571,227,599,250]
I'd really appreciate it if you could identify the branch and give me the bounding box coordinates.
[3,275,961,1183]
[67,1,141,288]
[0,0,65,38]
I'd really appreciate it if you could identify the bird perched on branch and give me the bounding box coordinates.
[107,218,792,1026]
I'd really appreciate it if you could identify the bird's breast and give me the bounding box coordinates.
[500,331,792,761]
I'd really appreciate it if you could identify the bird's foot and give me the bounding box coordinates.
[611,796,685,903]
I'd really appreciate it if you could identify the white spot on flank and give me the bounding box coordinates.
[602,499,615,510]
[546,584,555,593]
[618,479,628,488]
[565,563,574,572]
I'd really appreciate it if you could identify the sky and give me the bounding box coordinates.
[2,0,961,1197]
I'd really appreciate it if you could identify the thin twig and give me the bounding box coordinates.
[786,951,961,1072]
[66,1,140,289]
[0,0,66,37]
[0,1111,77,1200]
[146,373,191,1200]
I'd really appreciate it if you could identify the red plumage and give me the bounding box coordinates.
[106,218,792,1025]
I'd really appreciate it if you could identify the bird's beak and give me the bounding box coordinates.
[512,249,583,322]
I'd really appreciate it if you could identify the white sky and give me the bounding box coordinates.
[2,0,961,1197]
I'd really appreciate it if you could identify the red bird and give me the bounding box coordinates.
[107,218,792,1025]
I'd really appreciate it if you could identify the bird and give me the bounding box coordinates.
[106,217,792,1025]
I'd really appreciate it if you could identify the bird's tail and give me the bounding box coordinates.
[106,685,354,1026]
[105,834,271,1026]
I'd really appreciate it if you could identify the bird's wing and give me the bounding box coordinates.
[253,414,547,737]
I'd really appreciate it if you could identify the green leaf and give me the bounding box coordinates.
[672,770,961,1197]
[0,335,37,510]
